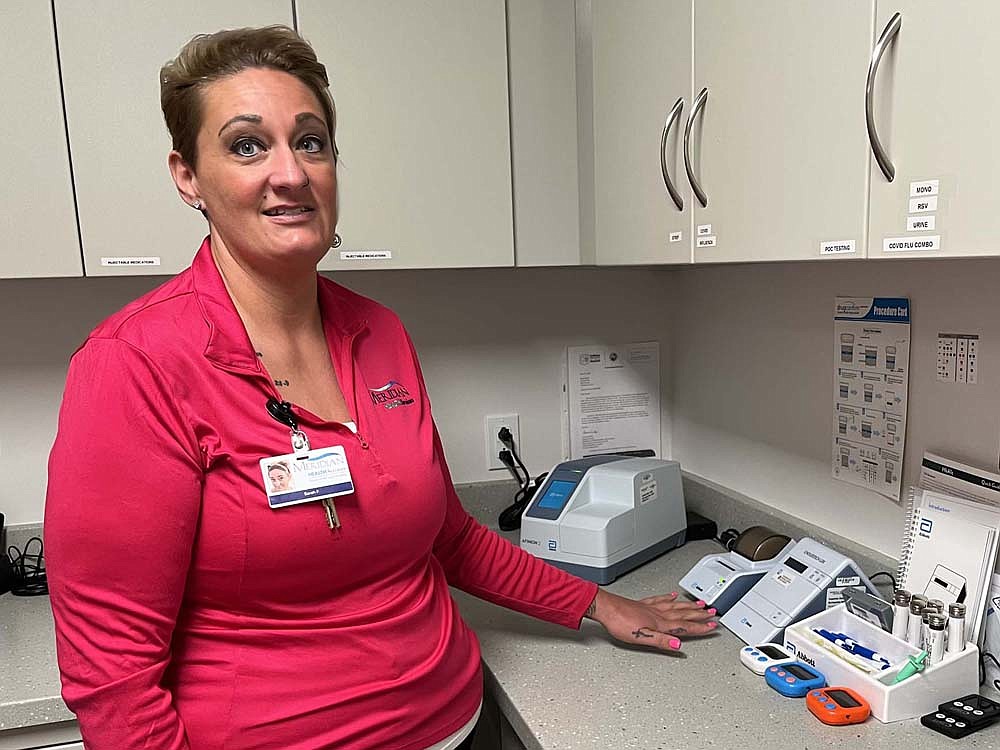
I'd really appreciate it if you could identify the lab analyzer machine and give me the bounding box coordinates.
[519,456,686,584]
[720,537,877,644]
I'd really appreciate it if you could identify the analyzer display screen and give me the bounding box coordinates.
[537,480,576,510]
[785,557,808,574]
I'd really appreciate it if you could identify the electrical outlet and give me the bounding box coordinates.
[485,414,520,471]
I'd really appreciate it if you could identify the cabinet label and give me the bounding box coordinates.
[908,196,938,213]
[697,224,712,236]
[340,250,392,260]
[909,179,939,197]
[820,240,856,255]
[884,235,941,252]
[696,235,717,248]
[669,231,683,243]
[100,256,161,266]
[906,215,936,231]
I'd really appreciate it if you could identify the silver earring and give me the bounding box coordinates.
[192,200,202,211]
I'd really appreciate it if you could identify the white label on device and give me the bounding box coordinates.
[774,570,794,587]
[101,256,161,266]
[697,224,712,236]
[826,587,848,607]
[820,240,856,255]
[669,231,683,243]
[340,250,392,260]
[639,479,657,504]
[910,179,939,197]
[836,576,861,586]
[908,196,938,213]
[906,215,936,231]
[697,235,717,248]
[884,235,940,252]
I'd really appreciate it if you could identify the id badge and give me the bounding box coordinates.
[260,446,355,509]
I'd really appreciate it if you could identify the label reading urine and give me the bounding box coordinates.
[884,235,941,252]
[908,196,938,213]
[669,231,683,243]
[697,224,712,236]
[696,236,717,248]
[820,240,856,255]
[906,215,936,231]
[340,250,392,260]
[100,256,161,266]
[909,179,939,197]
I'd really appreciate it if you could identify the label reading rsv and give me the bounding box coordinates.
[260,446,355,509]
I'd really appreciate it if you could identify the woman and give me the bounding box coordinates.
[45,26,716,750]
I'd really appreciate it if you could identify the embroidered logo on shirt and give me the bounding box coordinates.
[369,380,415,410]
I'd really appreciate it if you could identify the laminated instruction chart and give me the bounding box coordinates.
[832,297,910,500]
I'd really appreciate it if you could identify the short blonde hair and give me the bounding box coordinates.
[160,25,337,169]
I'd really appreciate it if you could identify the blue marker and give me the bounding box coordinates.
[814,629,891,669]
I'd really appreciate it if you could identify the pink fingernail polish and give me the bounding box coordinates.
[671,591,678,597]
[669,638,681,649]
[708,621,718,628]
[708,608,717,615]
[696,600,705,607]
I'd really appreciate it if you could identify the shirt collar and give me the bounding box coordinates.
[190,237,366,372]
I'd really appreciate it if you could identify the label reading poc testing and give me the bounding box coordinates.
[261,446,355,509]
[820,240,856,255]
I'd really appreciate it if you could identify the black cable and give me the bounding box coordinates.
[717,528,740,550]
[498,427,531,489]
[498,471,549,532]
[869,571,897,593]
[498,449,527,490]
[7,537,48,597]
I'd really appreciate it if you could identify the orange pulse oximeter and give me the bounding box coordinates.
[806,686,871,725]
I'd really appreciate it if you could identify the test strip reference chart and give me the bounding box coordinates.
[832,298,911,500]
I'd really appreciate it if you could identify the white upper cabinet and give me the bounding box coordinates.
[55,1,293,276]
[300,1,514,270]
[589,0,692,265]
[1,2,81,279]
[691,0,873,263]
[867,2,1000,258]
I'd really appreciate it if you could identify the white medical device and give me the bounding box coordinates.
[519,456,686,584]
[739,642,797,675]
[720,537,877,645]
[679,540,795,615]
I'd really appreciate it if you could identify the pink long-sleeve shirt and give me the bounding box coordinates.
[45,239,598,750]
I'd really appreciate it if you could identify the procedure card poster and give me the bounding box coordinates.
[832,297,911,500]
[567,342,660,459]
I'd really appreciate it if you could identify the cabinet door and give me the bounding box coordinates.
[868,2,1000,258]
[55,1,293,276]
[692,0,873,263]
[300,1,514,270]
[0,2,80,278]
[590,0,692,265]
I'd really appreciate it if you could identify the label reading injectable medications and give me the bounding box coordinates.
[696,236,717,248]
[884,235,941,252]
[908,196,938,213]
[100,257,161,266]
[820,240,856,255]
[906,215,936,231]
[340,250,392,260]
[909,179,939,197]
[697,224,712,236]
[669,231,683,243]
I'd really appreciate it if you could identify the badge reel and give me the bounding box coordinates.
[764,661,826,698]
[806,687,871,725]
[739,642,797,675]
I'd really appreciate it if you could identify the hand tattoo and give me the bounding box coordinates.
[631,628,655,639]
[668,627,688,635]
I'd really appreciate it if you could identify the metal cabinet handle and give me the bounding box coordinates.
[660,97,685,211]
[866,12,901,182]
[684,87,709,208]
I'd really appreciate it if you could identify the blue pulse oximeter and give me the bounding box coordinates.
[764,661,826,697]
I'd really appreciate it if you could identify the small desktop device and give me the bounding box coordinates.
[519,456,686,584]
[719,538,877,645]
[739,642,797,675]
[806,687,871,725]
[764,661,826,698]
[921,695,1000,739]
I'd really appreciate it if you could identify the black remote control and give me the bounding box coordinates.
[938,694,1000,730]
[921,710,984,739]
